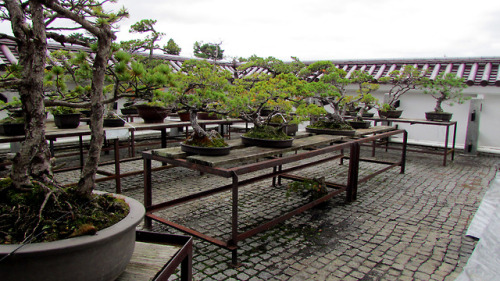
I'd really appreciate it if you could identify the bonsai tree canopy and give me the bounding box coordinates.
[422,73,469,113]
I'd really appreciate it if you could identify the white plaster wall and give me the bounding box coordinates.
[345,85,500,153]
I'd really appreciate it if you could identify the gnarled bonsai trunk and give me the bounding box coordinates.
[76,30,113,197]
[6,0,53,189]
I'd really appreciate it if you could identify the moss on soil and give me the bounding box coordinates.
[0,178,129,244]
[307,120,353,131]
[243,125,292,140]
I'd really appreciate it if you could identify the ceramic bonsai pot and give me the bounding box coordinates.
[0,123,25,136]
[347,120,371,129]
[120,107,138,115]
[177,111,190,122]
[197,112,218,120]
[54,113,81,129]
[241,135,294,148]
[0,193,145,281]
[378,110,403,118]
[305,126,356,136]
[425,112,453,122]
[180,143,231,156]
[103,118,126,127]
[136,105,169,123]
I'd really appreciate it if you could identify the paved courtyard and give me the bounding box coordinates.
[55,141,499,281]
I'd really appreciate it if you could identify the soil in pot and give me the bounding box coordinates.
[242,125,294,148]
[306,120,355,136]
[136,105,169,123]
[54,113,81,129]
[182,132,230,156]
[425,111,453,122]
[0,183,144,281]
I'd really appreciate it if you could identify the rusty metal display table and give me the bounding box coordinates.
[142,126,407,265]
[363,117,457,166]
[0,119,243,192]
[117,230,193,281]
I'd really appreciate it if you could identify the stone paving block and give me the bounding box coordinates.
[52,143,500,280]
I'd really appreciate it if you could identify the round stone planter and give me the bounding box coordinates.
[378,110,403,118]
[241,135,294,148]
[136,105,169,123]
[0,192,145,281]
[180,143,231,156]
[425,111,453,122]
[54,113,81,129]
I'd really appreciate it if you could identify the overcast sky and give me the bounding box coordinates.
[2,0,500,61]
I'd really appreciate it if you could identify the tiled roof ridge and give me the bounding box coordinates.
[1,38,499,86]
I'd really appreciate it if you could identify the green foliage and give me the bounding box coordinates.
[286,178,328,201]
[422,73,469,112]
[308,120,353,130]
[383,65,426,107]
[175,59,232,113]
[48,106,79,115]
[165,38,181,55]
[243,125,292,141]
[193,41,224,60]
[238,56,305,77]
[184,131,228,148]
[0,116,24,124]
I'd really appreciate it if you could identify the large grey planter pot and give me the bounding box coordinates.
[0,192,145,281]
[425,111,453,122]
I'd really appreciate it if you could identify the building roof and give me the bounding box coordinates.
[1,38,499,87]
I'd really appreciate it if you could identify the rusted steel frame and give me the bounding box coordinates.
[114,139,122,193]
[142,151,233,178]
[146,213,232,250]
[228,141,352,175]
[236,188,346,243]
[451,123,457,161]
[135,230,193,281]
[230,172,239,265]
[146,153,345,213]
[353,129,406,145]
[346,142,360,202]
[358,162,402,184]
[144,157,153,229]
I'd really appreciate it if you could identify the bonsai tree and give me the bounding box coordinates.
[173,59,233,147]
[229,56,308,141]
[0,0,131,245]
[380,65,425,111]
[121,19,181,57]
[298,61,353,129]
[421,73,468,120]
[193,41,224,61]
[349,70,380,121]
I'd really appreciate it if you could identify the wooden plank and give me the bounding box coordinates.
[354,126,395,136]
[186,134,345,167]
[117,242,181,281]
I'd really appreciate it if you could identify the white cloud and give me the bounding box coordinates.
[1,0,499,61]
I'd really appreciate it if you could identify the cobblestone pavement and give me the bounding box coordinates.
[55,143,500,281]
